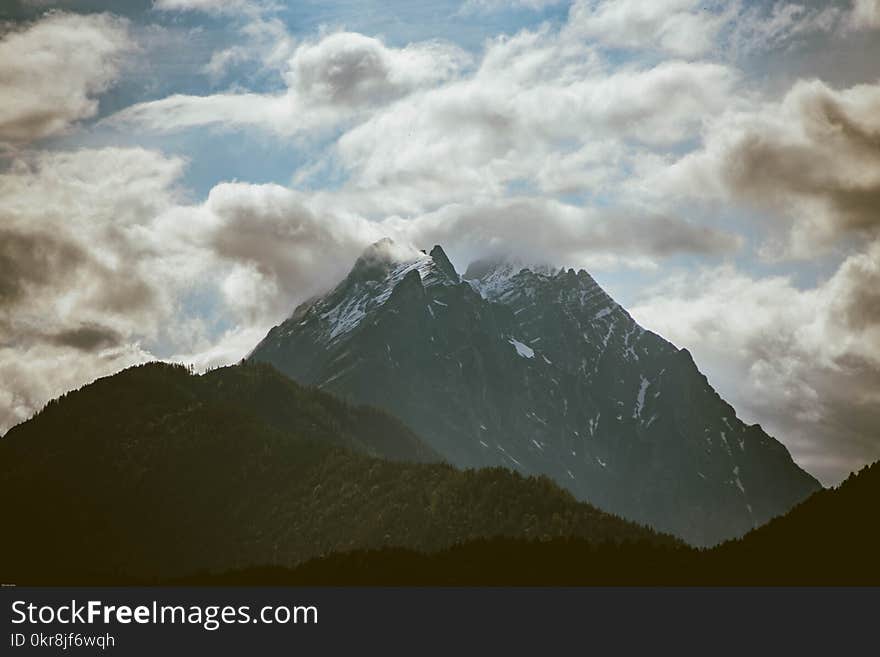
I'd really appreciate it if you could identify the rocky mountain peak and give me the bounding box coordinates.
[428,244,459,283]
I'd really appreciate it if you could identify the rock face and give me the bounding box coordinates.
[250,240,821,545]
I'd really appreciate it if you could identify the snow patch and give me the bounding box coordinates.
[733,466,746,495]
[508,338,535,358]
[720,431,732,456]
[633,376,649,419]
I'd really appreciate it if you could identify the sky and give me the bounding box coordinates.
[1,0,879,485]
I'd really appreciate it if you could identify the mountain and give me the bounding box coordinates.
[0,362,675,583]
[250,240,820,546]
[188,460,880,586]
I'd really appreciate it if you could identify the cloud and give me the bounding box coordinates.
[287,32,466,107]
[848,0,880,30]
[108,32,469,137]
[154,180,740,336]
[725,1,843,57]
[460,0,567,13]
[203,16,296,79]
[381,198,741,268]
[152,0,264,14]
[631,240,880,485]
[0,227,86,307]
[110,7,737,226]
[566,0,727,58]
[46,324,124,352]
[195,182,383,322]
[0,148,187,321]
[565,0,849,60]
[0,147,188,431]
[0,11,132,147]
[155,0,296,80]
[652,78,880,256]
[0,342,153,433]
[0,146,375,434]
[321,25,737,217]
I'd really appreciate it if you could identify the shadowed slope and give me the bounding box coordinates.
[0,362,676,584]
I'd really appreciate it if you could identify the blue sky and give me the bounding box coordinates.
[1,0,880,483]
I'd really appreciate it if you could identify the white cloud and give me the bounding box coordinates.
[204,17,297,79]
[381,197,741,269]
[565,1,851,60]
[108,32,470,137]
[566,0,727,58]
[460,0,567,13]
[325,37,737,216]
[725,1,843,57]
[0,12,132,147]
[848,0,880,30]
[287,33,467,106]
[152,0,265,14]
[0,342,154,432]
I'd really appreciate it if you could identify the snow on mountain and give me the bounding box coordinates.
[280,240,460,346]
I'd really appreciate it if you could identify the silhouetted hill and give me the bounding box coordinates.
[709,459,880,584]
[176,460,880,586]
[0,362,675,584]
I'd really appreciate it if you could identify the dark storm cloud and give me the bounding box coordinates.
[0,225,157,317]
[725,90,880,231]
[0,227,86,306]
[46,323,123,351]
[603,213,743,256]
[698,79,880,249]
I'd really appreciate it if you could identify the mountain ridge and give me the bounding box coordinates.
[251,240,820,546]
